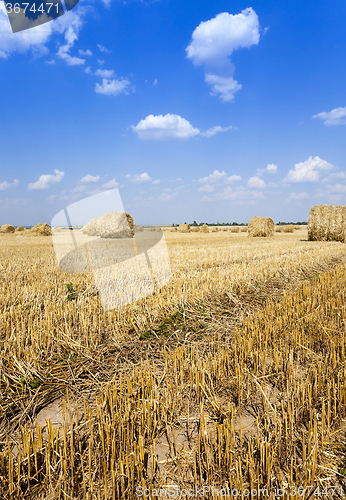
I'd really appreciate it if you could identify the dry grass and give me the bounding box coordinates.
[2,229,346,498]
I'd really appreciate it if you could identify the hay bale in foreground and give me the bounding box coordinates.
[82,212,134,238]
[15,226,25,232]
[178,224,191,233]
[1,224,15,233]
[308,205,346,242]
[248,216,275,237]
[28,223,52,236]
[200,224,209,233]
[230,227,240,233]
[283,224,294,233]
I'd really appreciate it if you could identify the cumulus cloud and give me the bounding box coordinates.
[322,172,346,183]
[95,78,131,96]
[288,192,309,200]
[79,49,92,56]
[80,174,100,183]
[216,186,265,201]
[186,8,260,101]
[95,68,115,78]
[126,173,152,183]
[201,125,233,137]
[198,170,241,184]
[247,176,266,188]
[257,163,278,175]
[28,169,64,190]
[329,183,346,193]
[198,184,215,192]
[131,114,200,140]
[56,13,85,66]
[102,178,120,189]
[0,179,19,191]
[97,44,111,53]
[153,179,161,185]
[313,106,346,126]
[284,156,335,183]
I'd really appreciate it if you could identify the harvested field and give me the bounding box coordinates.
[2,228,346,498]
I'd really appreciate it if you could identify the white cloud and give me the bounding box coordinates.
[313,106,346,126]
[46,194,57,201]
[71,185,87,193]
[204,74,242,102]
[56,13,85,66]
[257,163,278,175]
[284,156,335,182]
[322,172,346,183]
[45,59,55,64]
[198,170,241,184]
[95,78,131,96]
[85,66,93,74]
[158,187,181,202]
[80,174,100,183]
[153,179,161,185]
[247,176,266,188]
[131,114,200,140]
[153,79,158,86]
[97,44,111,53]
[102,178,119,189]
[329,183,346,193]
[0,3,53,58]
[97,59,105,65]
[126,173,152,183]
[79,49,92,56]
[186,8,260,101]
[0,179,19,191]
[288,192,309,200]
[216,186,265,201]
[201,125,233,137]
[198,184,215,192]
[95,68,115,78]
[28,169,64,190]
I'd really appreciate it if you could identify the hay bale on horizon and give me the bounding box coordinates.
[283,224,294,233]
[200,224,209,233]
[248,216,275,237]
[275,226,283,233]
[15,226,25,232]
[178,223,191,233]
[0,224,15,233]
[294,225,301,230]
[82,212,134,239]
[222,227,228,231]
[171,227,178,232]
[191,226,200,232]
[240,227,247,232]
[308,205,346,242]
[28,223,52,236]
[230,227,240,233]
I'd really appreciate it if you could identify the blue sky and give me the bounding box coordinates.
[0,0,345,225]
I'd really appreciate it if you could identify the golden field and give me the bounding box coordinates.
[1,228,346,499]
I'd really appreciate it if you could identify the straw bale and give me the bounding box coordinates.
[178,224,191,233]
[275,226,283,233]
[0,224,15,233]
[82,212,134,238]
[171,227,178,232]
[200,224,209,233]
[248,216,275,237]
[15,226,25,232]
[308,205,346,242]
[294,225,301,230]
[222,228,228,231]
[28,223,52,236]
[230,227,240,233]
[191,227,200,232]
[283,224,294,233]
[240,227,247,232]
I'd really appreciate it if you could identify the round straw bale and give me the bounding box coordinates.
[82,212,134,238]
[248,216,275,237]
[308,205,346,242]
[275,226,283,233]
[294,225,301,230]
[27,223,52,236]
[240,227,247,232]
[283,224,294,233]
[15,226,25,232]
[230,227,240,233]
[0,224,15,233]
[200,224,209,233]
[171,227,178,232]
[191,226,200,232]
[178,223,191,233]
